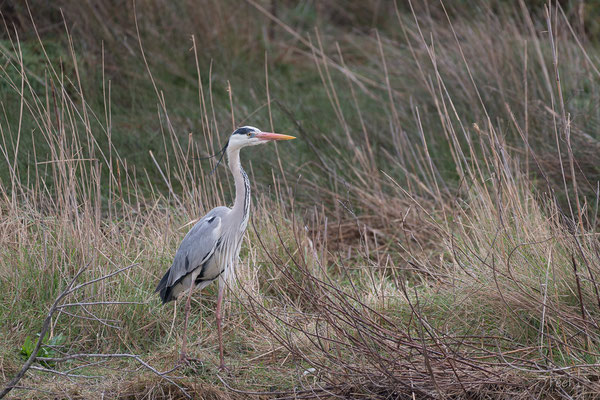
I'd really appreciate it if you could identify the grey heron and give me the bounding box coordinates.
[156,126,295,370]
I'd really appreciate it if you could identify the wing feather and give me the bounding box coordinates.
[156,207,229,303]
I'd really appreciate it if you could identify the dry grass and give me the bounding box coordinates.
[1,1,600,399]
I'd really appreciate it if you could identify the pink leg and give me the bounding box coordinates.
[180,286,194,361]
[216,284,226,370]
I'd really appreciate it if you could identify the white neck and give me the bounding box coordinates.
[227,147,250,224]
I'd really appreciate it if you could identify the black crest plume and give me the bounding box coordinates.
[194,142,228,175]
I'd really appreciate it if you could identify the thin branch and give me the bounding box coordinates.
[0,262,91,398]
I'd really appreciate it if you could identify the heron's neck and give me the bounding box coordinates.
[228,148,250,223]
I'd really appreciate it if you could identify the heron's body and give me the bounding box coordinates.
[155,126,294,369]
[156,138,252,303]
[156,206,228,303]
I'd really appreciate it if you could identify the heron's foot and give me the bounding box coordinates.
[175,354,204,375]
[178,351,188,365]
[218,362,230,373]
[177,353,203,366]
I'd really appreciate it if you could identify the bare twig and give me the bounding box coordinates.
[0,263,91,398]
[0,262,190,399]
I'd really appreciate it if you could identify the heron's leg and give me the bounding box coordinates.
[216,284,226,370]
[180,285,194,361]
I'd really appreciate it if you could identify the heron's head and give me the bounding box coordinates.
[227,126,295,152]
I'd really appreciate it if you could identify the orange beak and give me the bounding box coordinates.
[255,132,296,141]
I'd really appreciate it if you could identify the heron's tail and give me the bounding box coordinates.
[155,271,174,304]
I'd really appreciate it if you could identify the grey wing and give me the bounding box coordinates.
[156,207,229,303]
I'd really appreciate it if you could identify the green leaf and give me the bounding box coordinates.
[19,333,65,368]
[20,336,34,358]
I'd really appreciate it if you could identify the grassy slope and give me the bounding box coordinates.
[0,1,599,399]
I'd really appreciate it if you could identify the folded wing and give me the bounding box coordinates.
[156,207,229,303]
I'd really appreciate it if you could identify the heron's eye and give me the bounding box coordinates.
[247,132,252,137]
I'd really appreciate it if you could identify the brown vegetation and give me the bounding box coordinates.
[1,1,599,399]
